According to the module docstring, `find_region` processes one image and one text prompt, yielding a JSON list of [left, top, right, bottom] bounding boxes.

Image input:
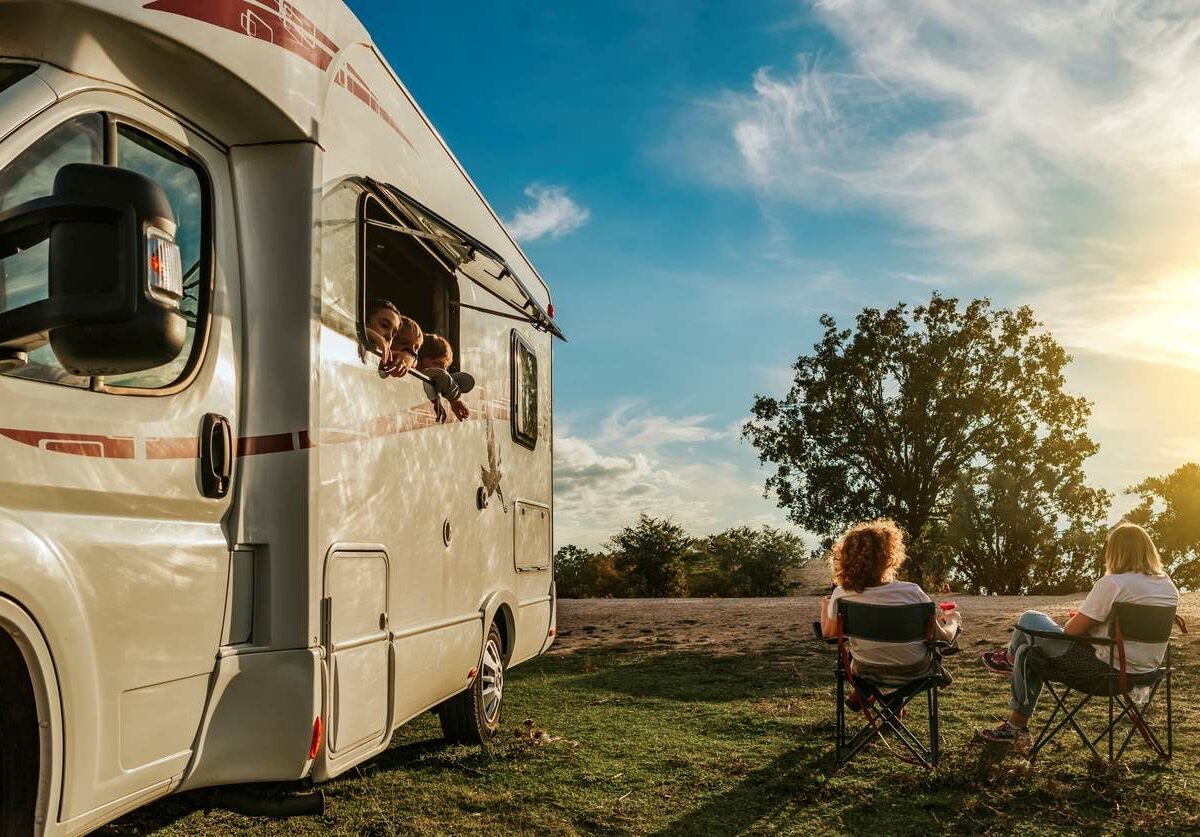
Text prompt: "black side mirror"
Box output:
[[0, 164, 187, 376]]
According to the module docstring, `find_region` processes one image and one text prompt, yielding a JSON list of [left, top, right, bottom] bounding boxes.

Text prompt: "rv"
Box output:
[[0, 1, 560, 833]]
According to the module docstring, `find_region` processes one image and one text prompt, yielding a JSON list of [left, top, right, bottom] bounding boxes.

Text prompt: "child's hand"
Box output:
[[385, 351, 416, 378], [450, 399, 470, 421]]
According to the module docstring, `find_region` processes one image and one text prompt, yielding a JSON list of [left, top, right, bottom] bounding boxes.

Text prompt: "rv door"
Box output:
[[0, 89, 241, 821]]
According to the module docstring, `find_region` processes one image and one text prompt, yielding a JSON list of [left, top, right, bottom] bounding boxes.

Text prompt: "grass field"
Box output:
[[100, 595, 1200, 835]]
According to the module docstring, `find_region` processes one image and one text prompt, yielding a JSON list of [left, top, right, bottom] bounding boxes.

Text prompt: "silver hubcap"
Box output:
[[480, 638, 504, 724]]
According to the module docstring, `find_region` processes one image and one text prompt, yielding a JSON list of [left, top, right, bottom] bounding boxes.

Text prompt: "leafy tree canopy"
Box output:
[[608, 514, 693, 598], [745, 293, 1107, 589], [1126, 462, 1200, 588]]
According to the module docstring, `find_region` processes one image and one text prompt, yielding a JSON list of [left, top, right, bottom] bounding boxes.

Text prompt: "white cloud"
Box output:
[[553, 404, 794, 549], [675, 0, 1200, 369], [507, 183, 590, 242]]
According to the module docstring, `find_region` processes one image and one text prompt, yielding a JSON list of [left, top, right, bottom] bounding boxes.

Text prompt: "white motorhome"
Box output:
[[0, 1, 560, 833]]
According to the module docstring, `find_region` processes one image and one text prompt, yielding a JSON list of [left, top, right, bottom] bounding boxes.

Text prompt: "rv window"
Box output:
[[0, 64, 36, 96], [103, 126, 209, 390], [0, 116, 212, 393], [0, 114, 104, 389], [511, 331, 538, 449], [359, 193, 459, 370]]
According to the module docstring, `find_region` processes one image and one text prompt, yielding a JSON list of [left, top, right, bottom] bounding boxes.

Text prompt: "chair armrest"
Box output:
[[1019, 627, 1114, 646]]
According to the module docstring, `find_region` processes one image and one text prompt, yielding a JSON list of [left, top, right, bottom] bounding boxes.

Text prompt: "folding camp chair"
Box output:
[[1021, 602, 1178, 762], [832, 600, 954, 768]]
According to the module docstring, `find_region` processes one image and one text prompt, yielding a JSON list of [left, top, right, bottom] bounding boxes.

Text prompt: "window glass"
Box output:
[[512, 332, 538, 448], [0, 64, 36, 97], [0, 114, 104, 388], [103, 126, 207, 389]]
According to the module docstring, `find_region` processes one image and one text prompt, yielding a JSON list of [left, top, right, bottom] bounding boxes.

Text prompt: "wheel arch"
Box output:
[[479, 590, 518, 665], [0, 595, 64, 833]]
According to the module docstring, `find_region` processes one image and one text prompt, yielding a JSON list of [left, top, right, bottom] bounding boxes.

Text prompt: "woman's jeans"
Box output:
[[1007, 610, 1074, 717]]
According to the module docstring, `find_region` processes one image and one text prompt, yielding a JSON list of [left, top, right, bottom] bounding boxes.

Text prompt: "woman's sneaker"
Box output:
[[977, 720, 1031, 747], [980, 649, 1013, 675]]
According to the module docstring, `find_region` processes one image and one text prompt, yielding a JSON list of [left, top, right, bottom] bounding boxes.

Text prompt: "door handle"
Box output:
[[199, 412, 233, 499]]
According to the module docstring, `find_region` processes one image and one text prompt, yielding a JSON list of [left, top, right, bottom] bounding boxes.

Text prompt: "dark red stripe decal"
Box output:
[[0, 429, 135, 459], [0, 395, 511, 460], [237, 432, 295, 457], [143, 1, 410, 143], [146, 436, 199, 460], [143, 0, 337, 71]]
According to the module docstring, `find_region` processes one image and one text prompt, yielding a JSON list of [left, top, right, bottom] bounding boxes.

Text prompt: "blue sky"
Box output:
[[352, 1, 1200, 548]]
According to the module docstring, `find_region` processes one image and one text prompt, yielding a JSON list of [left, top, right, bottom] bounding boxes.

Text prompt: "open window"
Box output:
[[358, 191, 459, 370], [364, 180, 564, 341]]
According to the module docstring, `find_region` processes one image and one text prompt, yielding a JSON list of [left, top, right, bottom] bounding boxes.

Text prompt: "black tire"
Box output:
[[437, 624, 505, 743], [0, 630, 39, 837]]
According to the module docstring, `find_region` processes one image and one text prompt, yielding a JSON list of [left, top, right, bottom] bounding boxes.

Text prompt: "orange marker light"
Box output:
[[548, 628, 556, 637], [468, 666, 478, 680], [308, 716, 322, 760]]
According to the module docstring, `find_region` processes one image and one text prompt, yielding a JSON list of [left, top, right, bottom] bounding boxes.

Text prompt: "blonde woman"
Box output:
[[819, 519, 960, 683], [978, 522, 1179, 746]]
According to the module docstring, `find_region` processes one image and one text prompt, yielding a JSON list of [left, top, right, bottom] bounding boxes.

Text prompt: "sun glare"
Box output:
[[1108, 270, 1200, 370]]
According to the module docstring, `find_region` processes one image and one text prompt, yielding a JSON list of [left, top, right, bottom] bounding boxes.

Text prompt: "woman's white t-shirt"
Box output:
[[1078, 572, 1179, 673], [827, 581, 931, 667]]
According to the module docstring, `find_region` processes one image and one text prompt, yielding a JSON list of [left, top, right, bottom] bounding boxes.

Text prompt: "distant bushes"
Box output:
[[555, 514, 807, 598]]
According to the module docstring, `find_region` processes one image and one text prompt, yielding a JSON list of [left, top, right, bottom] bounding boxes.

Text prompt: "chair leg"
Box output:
[[1031, 684, 1099, 761], [836, 670, 846, 764], [929, 686, 939, 767], [1108, 687, 1114, 762], [1167, 662, 1173, 758]]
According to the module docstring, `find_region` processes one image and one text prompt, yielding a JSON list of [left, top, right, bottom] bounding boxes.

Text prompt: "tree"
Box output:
[[703, 526, 807, 597], [608, 515, 692, 598], [745, 293, 1104, 588], [1126, 463, 1200, 588], [946, 458, 1110, 594], [553, 544, 623, 598]]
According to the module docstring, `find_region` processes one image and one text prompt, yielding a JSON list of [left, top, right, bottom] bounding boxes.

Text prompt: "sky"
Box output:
[[352, 0, 1200, 549]]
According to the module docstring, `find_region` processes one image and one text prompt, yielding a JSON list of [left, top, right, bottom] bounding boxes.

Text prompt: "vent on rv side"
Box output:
[[513, 500, 551, 572]]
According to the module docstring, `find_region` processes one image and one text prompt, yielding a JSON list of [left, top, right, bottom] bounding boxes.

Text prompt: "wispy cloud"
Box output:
[[674, 0, 1200, 369], [554, 403, 792, 549], [508, 183, 590, 242]]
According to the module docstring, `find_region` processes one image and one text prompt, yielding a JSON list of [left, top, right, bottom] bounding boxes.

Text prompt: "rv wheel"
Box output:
[[437, 624, 505, 743]]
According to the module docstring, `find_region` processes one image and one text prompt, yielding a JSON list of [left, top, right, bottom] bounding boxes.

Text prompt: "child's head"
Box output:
[[417, 333, 453, 369], [365, 298, 402, 345], [1104, 522, 1165, 576], [832, 519, 907, 593], [393, 315, 423, 361]]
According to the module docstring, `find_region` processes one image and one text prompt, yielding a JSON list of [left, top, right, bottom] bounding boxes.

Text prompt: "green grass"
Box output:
[[101, 637, 1200, 835]]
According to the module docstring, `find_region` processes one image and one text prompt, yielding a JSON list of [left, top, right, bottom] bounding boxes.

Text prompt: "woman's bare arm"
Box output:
[[1064, 611, 1100, 636], [820, 596, 838, 638]]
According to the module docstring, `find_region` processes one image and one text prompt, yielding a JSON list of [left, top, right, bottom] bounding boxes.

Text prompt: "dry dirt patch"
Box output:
[[552, 593, 1200, 655]]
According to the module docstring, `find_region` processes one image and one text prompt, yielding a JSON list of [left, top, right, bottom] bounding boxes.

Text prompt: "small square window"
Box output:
[[511, 331, 538, 449]]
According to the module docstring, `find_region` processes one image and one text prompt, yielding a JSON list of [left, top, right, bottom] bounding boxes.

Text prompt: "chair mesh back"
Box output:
[[838, 601, 934, 642], [1112, 602, 1176, 643]]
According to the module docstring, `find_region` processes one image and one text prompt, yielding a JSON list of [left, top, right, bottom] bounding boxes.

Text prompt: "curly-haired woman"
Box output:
[[819, 519, 960, 682]]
